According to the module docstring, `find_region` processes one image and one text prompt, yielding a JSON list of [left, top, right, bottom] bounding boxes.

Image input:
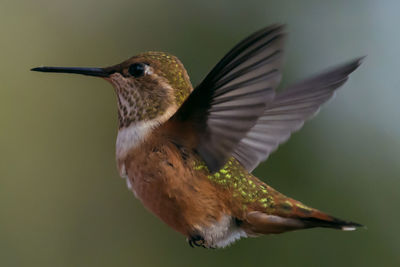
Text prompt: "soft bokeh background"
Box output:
[[1, 0, 399, 266]]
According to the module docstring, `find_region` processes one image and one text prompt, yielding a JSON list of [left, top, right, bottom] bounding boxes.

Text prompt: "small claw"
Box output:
[[188, 235, 206, 248]]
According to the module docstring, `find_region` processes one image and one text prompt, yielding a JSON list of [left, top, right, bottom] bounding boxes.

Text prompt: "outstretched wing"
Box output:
[[232, 58, 364, 171], [169, 25, 286, 172]]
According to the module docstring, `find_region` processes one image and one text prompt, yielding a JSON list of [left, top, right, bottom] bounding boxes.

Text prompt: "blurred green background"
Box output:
[[1, 0, 399, 266]]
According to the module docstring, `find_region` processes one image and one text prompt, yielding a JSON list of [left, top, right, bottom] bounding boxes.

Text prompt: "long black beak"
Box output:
[[31, 66, 110, 77]]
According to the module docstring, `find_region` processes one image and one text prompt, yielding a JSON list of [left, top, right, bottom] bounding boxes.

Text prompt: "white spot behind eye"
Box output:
[[144, 65, 153, 75]]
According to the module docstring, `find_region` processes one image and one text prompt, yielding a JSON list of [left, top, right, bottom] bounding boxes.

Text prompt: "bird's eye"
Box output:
[[128, 63, 146, 78]]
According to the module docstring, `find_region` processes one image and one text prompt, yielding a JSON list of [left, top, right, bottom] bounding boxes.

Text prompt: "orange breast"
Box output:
[[123, 134, 230, 236]]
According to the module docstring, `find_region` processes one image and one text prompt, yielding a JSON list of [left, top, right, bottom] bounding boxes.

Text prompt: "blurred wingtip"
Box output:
[[329, 56, 366, 77], [353, 55, 367, 67], [344, 56, 366, 72], [256, 23, 287, 35], [358, 55, 367, 63]]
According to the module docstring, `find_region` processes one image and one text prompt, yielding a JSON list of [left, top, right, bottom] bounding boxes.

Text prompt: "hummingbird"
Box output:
[[32, 25, 363, 248]]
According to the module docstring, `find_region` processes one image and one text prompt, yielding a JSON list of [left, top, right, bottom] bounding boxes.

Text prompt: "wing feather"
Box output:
[[232, 58, 364, 171], [170, 25, 286, 172]]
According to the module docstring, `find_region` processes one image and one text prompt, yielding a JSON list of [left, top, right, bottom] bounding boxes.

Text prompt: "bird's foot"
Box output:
[[187, 235, 206, 248]]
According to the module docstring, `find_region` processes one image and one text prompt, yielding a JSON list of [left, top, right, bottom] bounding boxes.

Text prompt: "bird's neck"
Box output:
[[115, 104, 177, 175]]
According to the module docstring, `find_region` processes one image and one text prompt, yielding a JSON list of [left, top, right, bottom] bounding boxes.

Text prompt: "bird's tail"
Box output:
[[245, 197, 363, 235], [283, 197, 363, 230], [298, 212, 362, 231]]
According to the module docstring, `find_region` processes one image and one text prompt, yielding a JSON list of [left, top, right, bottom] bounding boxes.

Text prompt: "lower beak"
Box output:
[[31, 66, 110, 77]]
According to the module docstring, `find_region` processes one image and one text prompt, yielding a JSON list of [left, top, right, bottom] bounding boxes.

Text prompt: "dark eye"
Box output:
[[128, 63, 145, 77]]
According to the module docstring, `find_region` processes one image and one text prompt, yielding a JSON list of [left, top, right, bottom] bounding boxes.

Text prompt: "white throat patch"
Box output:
[[115, 105, 177, 162], [116, 120, 159, 161]]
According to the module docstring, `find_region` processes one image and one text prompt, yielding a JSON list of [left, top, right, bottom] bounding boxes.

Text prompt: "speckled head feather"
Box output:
[[138, 52, 193, 106], [103, 52, 193, 128]]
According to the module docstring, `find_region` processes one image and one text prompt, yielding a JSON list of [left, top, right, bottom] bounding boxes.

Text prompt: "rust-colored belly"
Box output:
[[123, 140, 227, 236]]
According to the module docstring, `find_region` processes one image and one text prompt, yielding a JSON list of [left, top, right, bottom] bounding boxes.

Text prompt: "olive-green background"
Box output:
[[1, 0, 399, 266]]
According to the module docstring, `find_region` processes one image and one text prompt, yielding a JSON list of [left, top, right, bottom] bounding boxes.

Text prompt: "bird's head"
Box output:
[[32, 51, 193, 129]]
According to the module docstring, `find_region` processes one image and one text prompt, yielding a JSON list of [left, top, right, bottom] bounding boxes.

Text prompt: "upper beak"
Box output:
[[30, 66, 111, 77]]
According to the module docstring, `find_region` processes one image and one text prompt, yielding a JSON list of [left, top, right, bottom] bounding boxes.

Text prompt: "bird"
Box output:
[[31, 24, 363, 249]]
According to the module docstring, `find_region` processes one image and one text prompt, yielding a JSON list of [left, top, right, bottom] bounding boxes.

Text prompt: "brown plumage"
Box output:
[[31, 24, 363, 248], [124, 124, 360, 244]]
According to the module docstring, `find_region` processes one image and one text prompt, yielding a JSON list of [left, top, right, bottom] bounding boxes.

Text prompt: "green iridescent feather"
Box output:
[[194, 158, 276, 210], [140, 52, 193, 106]]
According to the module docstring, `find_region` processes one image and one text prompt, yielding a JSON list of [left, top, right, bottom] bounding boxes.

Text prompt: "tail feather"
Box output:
[[300, 216, 363, 231], [274, 197, 363, 231], [244, 210, 363, 235], [244, 196, 363, 235]]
